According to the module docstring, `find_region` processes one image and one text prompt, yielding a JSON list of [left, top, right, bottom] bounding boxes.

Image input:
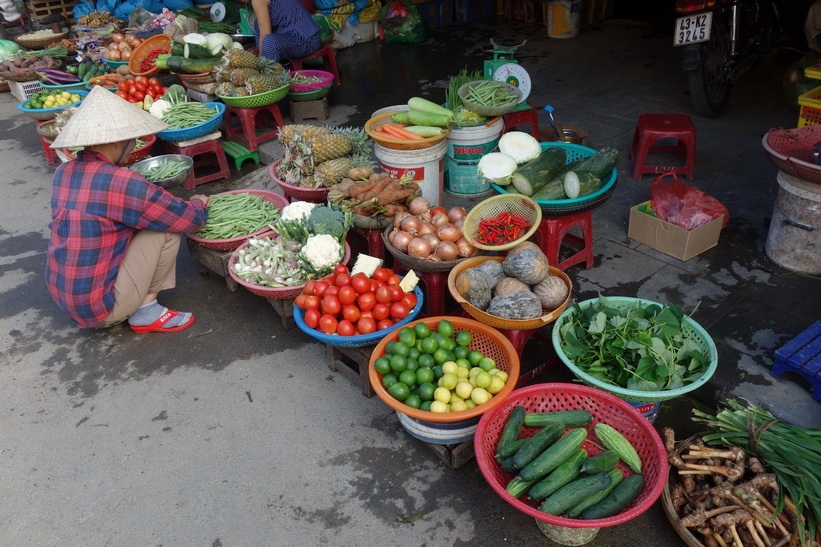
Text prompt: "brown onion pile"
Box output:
[[387, 198, 477, 262]]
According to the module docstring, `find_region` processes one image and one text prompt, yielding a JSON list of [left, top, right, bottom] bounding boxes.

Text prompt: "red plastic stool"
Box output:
[[291, 44, 341, 85], [503, 102, 540, 140], [532, 211, 594, 271], [36, 121, 58, 165], [393, 262, 449, 317], [629, 113, 697, 181], [164, 137, 231, 189], [223, 103, 284, 152]]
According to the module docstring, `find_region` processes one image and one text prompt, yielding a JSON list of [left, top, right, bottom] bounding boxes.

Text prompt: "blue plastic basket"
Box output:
[[155, 102, 225, 142], [17, 89, 88, 121], [293, 283, 425, 348], [491, 142, 618, 211]]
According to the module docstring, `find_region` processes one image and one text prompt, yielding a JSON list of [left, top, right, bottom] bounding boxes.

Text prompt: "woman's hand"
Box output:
[[191, 194, 211, 207]]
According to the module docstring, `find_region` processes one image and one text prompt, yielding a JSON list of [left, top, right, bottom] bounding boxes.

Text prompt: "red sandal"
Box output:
[[130, 309, 195, 334]]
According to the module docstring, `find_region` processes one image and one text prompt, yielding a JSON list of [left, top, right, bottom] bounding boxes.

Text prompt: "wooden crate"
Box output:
[[418, 438, 475, 469], [25, 0, 76, 25], [267, 298, 296, 330], [326, 343, 376, 397], [186, 238, 238, 293]]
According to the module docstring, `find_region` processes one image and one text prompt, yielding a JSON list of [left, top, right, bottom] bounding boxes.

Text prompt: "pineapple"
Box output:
[[311, 133, 352, 163], [314, 157, 353, 187], [277, 128, 315, 185], [215, 66, 234, 83], [245, 72, 282, 95], [215, 82, 236, 96], [223, 48, 259, 70], [350, 151, 377, 170], [278, 124, 333, 148], [332, 126, 372, 157], [234, 87, 250, 97], [229, 68, 259, 87]]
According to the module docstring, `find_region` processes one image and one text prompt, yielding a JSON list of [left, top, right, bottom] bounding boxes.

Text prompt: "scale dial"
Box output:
[[492, 62, 531, 104], [210, 2, 227, 22]]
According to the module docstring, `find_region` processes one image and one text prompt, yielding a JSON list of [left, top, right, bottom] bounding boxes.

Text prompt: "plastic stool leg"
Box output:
[[419, 271, 448, 317]]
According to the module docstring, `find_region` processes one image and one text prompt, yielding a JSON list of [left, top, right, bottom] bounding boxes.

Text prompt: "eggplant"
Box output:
[[35, 68, 81, 84]]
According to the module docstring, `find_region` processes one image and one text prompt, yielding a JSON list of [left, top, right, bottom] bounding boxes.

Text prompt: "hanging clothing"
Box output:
[[254, 0, 321, 63]]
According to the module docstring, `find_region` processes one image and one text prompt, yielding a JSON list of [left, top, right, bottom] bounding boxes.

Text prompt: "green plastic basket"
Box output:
[[217, 84, 290, 107], [286, 86, 331, 102], [551, 297, 718, 404]]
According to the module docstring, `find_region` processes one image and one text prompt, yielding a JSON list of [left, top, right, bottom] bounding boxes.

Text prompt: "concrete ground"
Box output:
[[1, 11, 819, 547]]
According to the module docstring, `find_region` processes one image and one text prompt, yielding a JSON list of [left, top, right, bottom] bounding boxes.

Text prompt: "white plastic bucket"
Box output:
[[444, 117, 504, 196], [371, 104, 409, 118], [396, 411, 480, 444], [546, 0, 582, 39], [374, 140, 448, 207], [765, 171, 821, 274]]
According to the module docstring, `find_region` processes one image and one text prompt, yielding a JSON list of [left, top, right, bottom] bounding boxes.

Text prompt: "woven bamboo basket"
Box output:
[[381, 226, 485, 274], [14, 31, 69, 50]]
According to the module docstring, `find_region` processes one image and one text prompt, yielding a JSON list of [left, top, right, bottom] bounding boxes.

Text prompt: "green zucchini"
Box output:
[[496, 438, 528, 462], [171, 41, 214, 59], [569, 147, 620, 178], [563, 171, 601, 199], [510, 147, 567, 196], [528, 448, 587, 501], [496, 406, 526, 461], [580, 450, 620, 475], [391, 111, 411, 124], [518, 428, 588, 482], [539, 472, 613, 516], [510, 423, 565, 471], [407, 109, 451, 127], [523, 410, 592, 428], [505, 476, 537, 498], [565, 469, 624, 518], [529, 157, 584, 199], [153, 55, 222, 75], [580, 474, 645, 519], [407, 97, 453, 118]]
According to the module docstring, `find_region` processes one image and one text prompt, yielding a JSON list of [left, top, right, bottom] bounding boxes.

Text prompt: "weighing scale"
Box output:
[[483, 38, 532, 104], [209, 0, 256, 34]]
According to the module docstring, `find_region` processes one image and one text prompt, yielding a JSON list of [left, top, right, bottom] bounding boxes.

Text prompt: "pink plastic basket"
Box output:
[[475, 383, 667, 528], [186, 189, 289, 251], [288, 70, 334, 93], [268, 161, 330, 203]]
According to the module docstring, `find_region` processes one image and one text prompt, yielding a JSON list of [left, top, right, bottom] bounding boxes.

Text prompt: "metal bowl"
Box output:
[[231, 34, 256, 46], [129, 154, 193, 189]]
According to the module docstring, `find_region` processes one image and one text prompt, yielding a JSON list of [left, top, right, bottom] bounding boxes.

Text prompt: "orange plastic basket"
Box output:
[[447, 256, 572, 331], [129, 34, 173, 77], [475, 383, 668, 528], [368, 316, 520, 422], [364, 111, 450, 151]]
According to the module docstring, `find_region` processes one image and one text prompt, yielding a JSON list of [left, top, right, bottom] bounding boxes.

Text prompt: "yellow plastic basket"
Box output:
[[462, 194, 542, 251], [797, 85, 821, 127], [364, 111, 449, 151]]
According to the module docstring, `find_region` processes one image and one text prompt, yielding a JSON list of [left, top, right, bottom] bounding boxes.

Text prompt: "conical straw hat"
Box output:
[[50, 86, 169, 149]]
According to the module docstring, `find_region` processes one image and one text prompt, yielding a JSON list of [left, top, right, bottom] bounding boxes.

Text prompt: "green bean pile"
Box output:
[[137, 159, 189, 182], [194, 193, 282, 240], [161, 102, 218, 130], [463, 80, 519, 107]]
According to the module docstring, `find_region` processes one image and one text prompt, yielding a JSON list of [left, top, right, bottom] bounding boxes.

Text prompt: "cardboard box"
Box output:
[[628, 201, 723, 261]]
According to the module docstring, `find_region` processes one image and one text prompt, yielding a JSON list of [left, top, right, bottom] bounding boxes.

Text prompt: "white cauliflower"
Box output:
[[149, 99, 172, 119], [301, 234, 342, 273], [280, 201, 318, 222]]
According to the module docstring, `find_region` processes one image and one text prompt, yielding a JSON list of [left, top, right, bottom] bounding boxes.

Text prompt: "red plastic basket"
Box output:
[[128, 34, 172, 77], [186, 189, 289, 251], [62, 134, 157, 165], [268, 161, 330, 203], [474, 383, 667, 528], [761, 126, 821, 184], [288, 70, 334, 93]]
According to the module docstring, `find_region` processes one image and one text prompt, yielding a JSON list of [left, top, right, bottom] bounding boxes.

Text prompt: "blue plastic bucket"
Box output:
[[628, 401, 662, 423], [444, 117, 503, 196]]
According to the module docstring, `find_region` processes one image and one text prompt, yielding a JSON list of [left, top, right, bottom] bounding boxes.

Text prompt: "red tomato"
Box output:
[[359, 310, 373, 320], [318, 314, 338, 334], [337, 285, 356, 306], [319, 274, 335, 285], [357, 292, 376, 312], [431, 206, 447, 217], [335, 273, 352, 287], [387, 274, 402, 286], [132, 91, 145, 101], [372, 303, 390, 321], [324, 286, 339, 298], [375, 286, 392, 304], [372, 268, 392, 283], [135, 76, 148, 85], [147, 77, 160, 87], [303, 280, 316, 296], [390, 302, 410, 320], [161, 86, 169, 94], [376, 319, 394, 331], [321, 295, 341, 315], [150, 84, 162, 96], [401, 292, 418, 310], [342, 305, 360, 323], [333, 264, 349, 276], [303, 295, 320, 310], [313, 281, 329, 297], [357, 317, 376, 335], [294, 294, 308, 310], [389, 285, 404, 302], [369, 279, 379, 292], [117, 81, 128, 91], [115, 90, 128, 100], [135, 81, 147, 93], [337, 319, 355, 336], [304, 309, 321, 329], [351, 275, 370, 294]]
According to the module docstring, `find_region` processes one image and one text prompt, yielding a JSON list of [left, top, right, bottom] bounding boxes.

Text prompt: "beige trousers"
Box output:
[[97, 230, 182, 328]]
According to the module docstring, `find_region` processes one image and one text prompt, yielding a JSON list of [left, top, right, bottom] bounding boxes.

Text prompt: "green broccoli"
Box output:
[[305, 206, 350, 240]]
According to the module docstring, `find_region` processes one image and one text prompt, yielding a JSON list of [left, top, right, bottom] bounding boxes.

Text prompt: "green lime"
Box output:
[[444, 337, 457, 351], [382, 373, 398, 388], [385, 340, 397, 355], [398, 328, 417, 347], [417, 353, 434, 368], [408, 347, 421, 360], [467, 350, 484, 366], [453, 345, 470, 360], [456, 330, 472, 346], [420, 400, 433, 411], [388, 381, 410, 401], [417, 382, 436, 401], [392, 341, 410, 357], [437, 319, 455, 338], [432, 333, 449, 349], [444, 350, 457, 364], [405, 358, 419, 371], [399, 369, 416, 386], [404, 394, 422, 409], [414, 322, 431, 339], [479, 357, 496, 372], [416, 367, 435, 385], [433, 365, 443, 380], [433, 348, 451, 365], [456, 358, 471, 369], [389, 354, 407, 373], [420, 337, 438, 355], [374, 357, 391, 375]]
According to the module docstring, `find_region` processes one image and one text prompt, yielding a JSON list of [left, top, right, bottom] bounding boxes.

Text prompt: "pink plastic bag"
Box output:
[[650, 173, 729, 230]]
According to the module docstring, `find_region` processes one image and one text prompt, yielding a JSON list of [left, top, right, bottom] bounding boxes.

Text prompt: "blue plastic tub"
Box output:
[[17, 89, 88, 121], [155, 102, 225, 142]]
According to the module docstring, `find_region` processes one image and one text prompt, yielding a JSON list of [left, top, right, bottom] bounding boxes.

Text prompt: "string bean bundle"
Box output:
[[194, 192, 282, 240], [137, 159, 189, 182], [464, 80, 519, 108], [161, 102, 218, 130]]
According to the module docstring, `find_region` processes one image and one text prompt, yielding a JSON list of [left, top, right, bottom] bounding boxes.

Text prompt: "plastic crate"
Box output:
[[455, 0, 490, 22], [9, 80, 43, 102], [409, 0, 453, 29], [797, 85, 821, 127], [772, 321, 821, 401]]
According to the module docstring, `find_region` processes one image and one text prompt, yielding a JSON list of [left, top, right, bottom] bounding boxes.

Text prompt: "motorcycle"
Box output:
[[674, 0, 781, 117]]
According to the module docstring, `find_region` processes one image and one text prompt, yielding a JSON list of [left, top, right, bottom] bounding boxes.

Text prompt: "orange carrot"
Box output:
[[372, 129, 395, 139], [382, 124, 425, 141]]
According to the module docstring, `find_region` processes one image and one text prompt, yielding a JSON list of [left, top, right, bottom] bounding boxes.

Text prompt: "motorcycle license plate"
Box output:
[[674, 12, 712, 46]]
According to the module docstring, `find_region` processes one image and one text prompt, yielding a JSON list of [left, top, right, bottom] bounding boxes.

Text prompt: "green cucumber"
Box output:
[[569, 147, 620, 179], [539, 472, 613, 516], [496, 406, 526, 461], [407, 97, 453, 118], [505, 476, 536, 498], [529, 157, 584, 198], [501, 456, 519, 474], [523, 410, 592, 428], [580, 474, 645, 519], [496, 438, 527, 462], [510, 423, 565, 471], [153, 55, 222, 74], [77, 62, 87, 80], [528, 448, 587, 501], [518, 428, 588, 482], [565, 469, 624, 518], [391, 111, 410, 124], [595, 423, 642, 474], [171, 41, 214, 59], [510, 147, 567, 196], [563, 171, 601, 199], [405, 125, 445, 137], [580, 450, 620, 475], [406, 109, 451, 127]]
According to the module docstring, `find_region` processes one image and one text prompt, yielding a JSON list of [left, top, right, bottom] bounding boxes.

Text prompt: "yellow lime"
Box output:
[[494, 371, 510, 383], [455, 381, 473, 399], [429, 400, 449, 413], [433, 387, 451, 404], [465, 399, 476, 409], [455, 358, 471, 369], [61, 91, 70, 99], [450, 394, 464, 405], [456, 366, 469, 379], [471, 387, 491, 405], [441, 361, 459, 375], [451, 400, 468, 412], [475, 371, 492, 389], [469, 366, 482, 378], [488, 374, 507, 394], [440, 372, 458, 390]]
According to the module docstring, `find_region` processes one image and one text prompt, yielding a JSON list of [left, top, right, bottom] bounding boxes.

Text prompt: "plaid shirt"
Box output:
[[46, 151, 208, 327]]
